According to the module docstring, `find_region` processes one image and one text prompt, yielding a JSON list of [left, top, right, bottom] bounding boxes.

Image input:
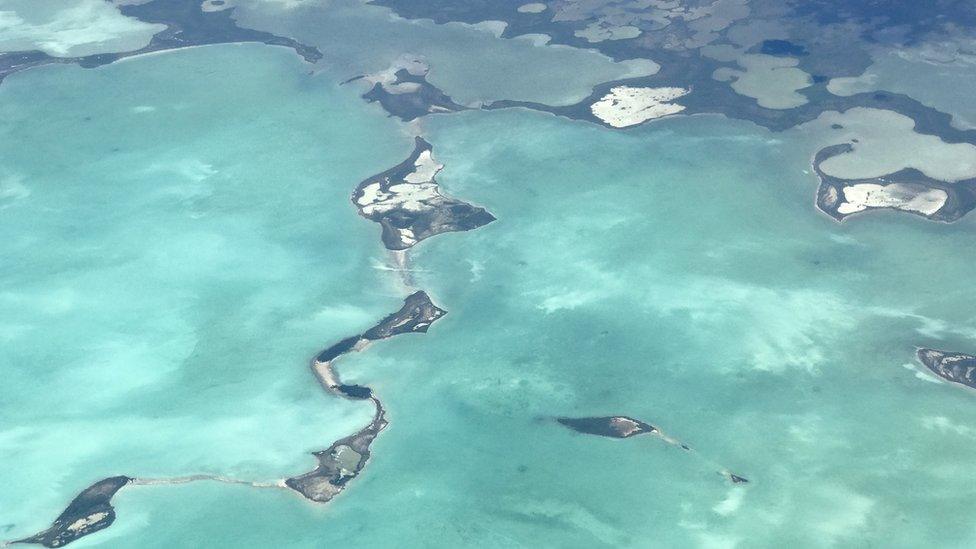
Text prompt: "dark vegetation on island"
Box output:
[[12, 477, 132, 548], [557, 416, 657, 439], [352, 137, 495, 250], [12, 1, 976, 545], [556, 416, 749, 484], [11, 293, 448, 546], [359, 58, 468, 121], [288, 291, 446, 501], [369, 0, 976, 222], [363, 291, 447, 340], [917, 348, 976, 390], [813, 144, 976, 222], [313, 291, 446, 401], [285, 397, 388, 502]]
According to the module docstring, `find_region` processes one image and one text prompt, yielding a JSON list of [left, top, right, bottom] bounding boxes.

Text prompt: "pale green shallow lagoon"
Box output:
[[0, 43, 411, 540], [3, 43, 976, 548]]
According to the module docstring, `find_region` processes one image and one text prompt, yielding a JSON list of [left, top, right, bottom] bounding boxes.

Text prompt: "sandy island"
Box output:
[[590, 86, 690, 128], [352, 137, 495, 250]]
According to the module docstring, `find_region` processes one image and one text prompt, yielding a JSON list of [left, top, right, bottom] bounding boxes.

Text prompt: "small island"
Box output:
[[352, 137, 496, 250], [359, 57, 468, 121], [12, 477, 132, 548], [291, 290, 446, 502], [589, 86, 690, 128], [286, 397, 388, 503], [916, 348, 976, 389], [556, 416, 748, 484], [311, 291, 446, 401], [814, 144, 976, 223], [12, 292, 448, 546], [556, 416, 657, 438]]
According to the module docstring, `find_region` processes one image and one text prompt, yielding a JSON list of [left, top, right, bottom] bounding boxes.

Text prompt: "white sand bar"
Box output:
[[591, 86, 690, 128], [357, 148, 446, 216], [801, 108, 976, 182], [404, 150, 443, 183], [836, 183, 948, 216]]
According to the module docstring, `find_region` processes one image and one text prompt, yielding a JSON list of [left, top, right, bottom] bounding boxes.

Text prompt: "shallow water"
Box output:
[[0, 43, 412, 537], [4, 37, 976, 549], [231, 0, 657, 106], [0, 0, 164, 57], [829, 50, 976, 131]]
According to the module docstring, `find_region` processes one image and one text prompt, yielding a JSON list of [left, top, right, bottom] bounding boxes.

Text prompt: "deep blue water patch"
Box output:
[[759, 39, 808, 56]]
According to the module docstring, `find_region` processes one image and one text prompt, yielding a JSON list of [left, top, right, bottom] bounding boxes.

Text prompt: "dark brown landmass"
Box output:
[[917, 348, 976, 389], [360, 57, 468, 121], [814, 144, 976, 222], [10, 293, 448, 546], [352, 137, 495, 250], [285, 397, 388, 502], [728, 473, 750, 484], [0, 0, 321, 87], [363, 290, 447, 340], [556, 416, 749, 484], [291, 291, 447, 501], [12, 477, 132, 548], [313, 291, 446, 400], [557, 416, 657, 438]]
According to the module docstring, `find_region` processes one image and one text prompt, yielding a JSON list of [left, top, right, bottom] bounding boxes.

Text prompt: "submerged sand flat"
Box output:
[[828, 50, 976, 131], [799, 107, 976, 182], [575, 21, 643, 43], [517, 3, 547, 14], [713, 53, 812, 110], [0, 0, 165, 57], [230, 0, 660, 107]]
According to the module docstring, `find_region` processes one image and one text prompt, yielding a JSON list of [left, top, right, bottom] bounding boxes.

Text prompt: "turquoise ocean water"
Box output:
[[3, 40, 976, 548]]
